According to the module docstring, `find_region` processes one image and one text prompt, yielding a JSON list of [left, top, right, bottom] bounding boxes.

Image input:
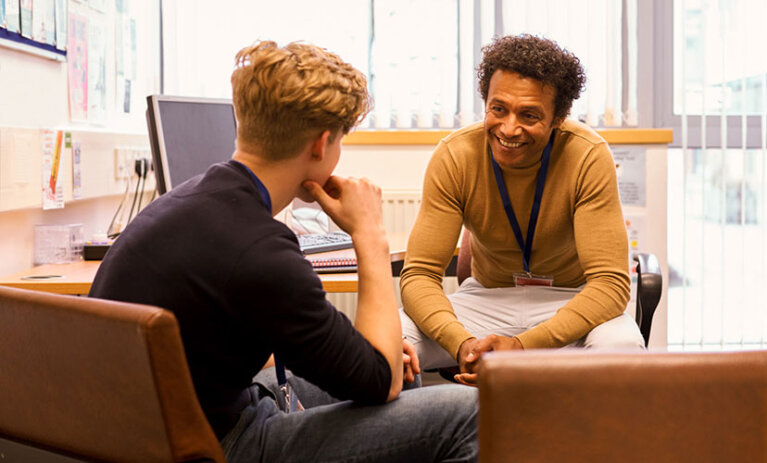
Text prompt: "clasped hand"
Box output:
[[402, 338, 420, 384], [454, 334, 522, 386]]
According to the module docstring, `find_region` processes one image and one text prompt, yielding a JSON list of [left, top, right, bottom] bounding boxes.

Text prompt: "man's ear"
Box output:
[[310, 130, 332, 161], [552, 116, 565, 129]]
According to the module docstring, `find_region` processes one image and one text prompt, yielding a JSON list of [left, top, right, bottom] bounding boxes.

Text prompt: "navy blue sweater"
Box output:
[[90, 160, 390, 438]]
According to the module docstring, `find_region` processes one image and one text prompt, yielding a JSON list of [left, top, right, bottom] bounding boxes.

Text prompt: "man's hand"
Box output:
[[402, 338, 421, 384], [303, 176, 385, 239], [454, 335, 523, 387], [457, 337, 479, 374]]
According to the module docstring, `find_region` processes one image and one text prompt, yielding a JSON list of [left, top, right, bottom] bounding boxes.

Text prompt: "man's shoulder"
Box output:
[[430, 122, 486, 170], [557, 119, 608, 149], [441, 121, 485, 147]]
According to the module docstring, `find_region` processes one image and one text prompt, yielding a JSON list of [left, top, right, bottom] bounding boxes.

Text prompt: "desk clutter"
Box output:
[[83, 240, 115, 260], [33, 223, 84, 265], [309, 256, 357, 274]]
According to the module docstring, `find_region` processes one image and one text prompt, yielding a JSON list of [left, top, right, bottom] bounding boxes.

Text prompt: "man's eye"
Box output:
[[522, 113, 539, 120]]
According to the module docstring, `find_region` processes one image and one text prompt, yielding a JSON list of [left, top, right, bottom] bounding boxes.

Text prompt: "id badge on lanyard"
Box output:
[[490, 132, 556, 287], [512, 272, 554, 287]]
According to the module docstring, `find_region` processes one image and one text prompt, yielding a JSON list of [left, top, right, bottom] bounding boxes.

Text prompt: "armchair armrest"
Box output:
[[478, 350, 767, 463], [634, 253, 662, 346]]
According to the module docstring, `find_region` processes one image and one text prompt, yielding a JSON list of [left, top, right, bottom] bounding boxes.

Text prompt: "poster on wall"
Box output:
[[70, 135, 83, 200], [87, 18, 107, 124], [5, 0, 20, 33], [41, 130, 65, 210], [54, 0, 67, 50], [1, 0, 6, 29], [613, 147, 647, 207], [115, 0, 137, 113], [88, 0, 107, 13], [67, 13, 88, 122], [19, 0, 32, 38], [32, 0, 56, 45]]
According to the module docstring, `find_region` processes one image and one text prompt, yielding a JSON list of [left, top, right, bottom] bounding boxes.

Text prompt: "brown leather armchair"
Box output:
[[478, 349, 767, 463], [0, 285, 225, 462]]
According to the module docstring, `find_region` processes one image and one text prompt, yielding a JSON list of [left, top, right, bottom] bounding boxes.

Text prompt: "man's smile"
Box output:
[[496, 135, 525, 149]]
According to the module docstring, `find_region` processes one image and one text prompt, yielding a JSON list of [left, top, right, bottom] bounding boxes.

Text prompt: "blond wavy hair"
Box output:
[[231, 41, 371, 160]]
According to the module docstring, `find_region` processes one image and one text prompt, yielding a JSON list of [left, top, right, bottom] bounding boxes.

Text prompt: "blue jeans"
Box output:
[[221, 368, 478, 462]]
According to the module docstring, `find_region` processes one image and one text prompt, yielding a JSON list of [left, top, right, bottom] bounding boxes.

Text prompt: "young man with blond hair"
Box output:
[[90, 41, 477, 462]]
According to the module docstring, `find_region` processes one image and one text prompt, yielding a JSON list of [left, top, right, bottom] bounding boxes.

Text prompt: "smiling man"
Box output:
[[400, 34, 645, 384]]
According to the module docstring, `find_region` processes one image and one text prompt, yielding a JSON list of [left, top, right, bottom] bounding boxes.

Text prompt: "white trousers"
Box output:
[[400, 277, 645, 370]]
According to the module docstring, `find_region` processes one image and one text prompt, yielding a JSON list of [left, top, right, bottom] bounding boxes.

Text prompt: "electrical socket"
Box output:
[[134, 147, 152, 169], [114, 147, 134, 179], [115, 147, 152, 179]]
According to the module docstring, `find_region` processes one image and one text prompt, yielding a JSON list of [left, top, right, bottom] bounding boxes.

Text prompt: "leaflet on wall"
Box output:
[[1, 0, 6, 29], [32, 0, 55, 45], [115, 0, 135, 113], [5, 0, 20, 33], [19, 0, 31, 38], [54, 0, 67, 49], [70, 136, 82, 200], [87, 19, 107, 124], [624, 214, 645, 284], [88, 0, 107, 13], [67, 13, 88, 121], [42, 130, 64, 210], [613, 147, 646, 207]]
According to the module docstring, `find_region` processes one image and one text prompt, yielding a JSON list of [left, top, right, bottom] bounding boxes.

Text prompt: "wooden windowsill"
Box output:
[[343, 128, 673, 146]]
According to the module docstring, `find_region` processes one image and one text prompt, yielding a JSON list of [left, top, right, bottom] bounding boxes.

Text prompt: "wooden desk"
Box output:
[[0, 249, 412, 296]]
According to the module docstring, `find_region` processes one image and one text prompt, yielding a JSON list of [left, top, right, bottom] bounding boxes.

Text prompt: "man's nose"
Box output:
[[499, 115, 523, 137]]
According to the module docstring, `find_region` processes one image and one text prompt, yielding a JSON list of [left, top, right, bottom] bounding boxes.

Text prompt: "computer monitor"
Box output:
[[146, 95, 237, 195]]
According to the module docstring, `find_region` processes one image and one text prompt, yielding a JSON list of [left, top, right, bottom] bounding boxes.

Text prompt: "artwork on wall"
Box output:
[[0, 0, 67, 59]]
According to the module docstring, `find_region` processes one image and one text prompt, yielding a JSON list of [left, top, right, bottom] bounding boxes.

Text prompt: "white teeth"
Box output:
[[497, 137, 522, 148]]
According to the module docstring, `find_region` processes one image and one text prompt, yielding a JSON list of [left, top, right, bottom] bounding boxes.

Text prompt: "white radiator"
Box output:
[[328, 191, 459, 320]]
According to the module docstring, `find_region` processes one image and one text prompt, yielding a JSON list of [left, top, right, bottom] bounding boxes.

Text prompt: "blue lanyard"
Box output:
[[489, 131, 555, 273], [233, 161, 291, 385], [232, 160, 272, 214]]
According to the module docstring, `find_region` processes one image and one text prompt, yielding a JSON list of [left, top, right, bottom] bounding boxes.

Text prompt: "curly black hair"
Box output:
[[477, 34, 586, 122]]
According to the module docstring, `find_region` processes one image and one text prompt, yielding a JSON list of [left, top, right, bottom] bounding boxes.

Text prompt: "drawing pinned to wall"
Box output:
[[115, 0, 135, 113], [613, 147, 647, 207], [87, 19, 106, 124], [1, 0, 6, 29], [54, 0, 67, 50], [19, 0, 32, 38], [32, 0, 56, 45], [67, 13, 88, 121], [88, 0, 107, 13], [42, 129, 64, 210], [70, 135, 83, 200], [5, 0, 20, 34]]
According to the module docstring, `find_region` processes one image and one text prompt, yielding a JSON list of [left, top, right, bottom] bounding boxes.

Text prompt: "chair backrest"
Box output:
[[479, 350, 767, 463], [0, 285, 225, 463]]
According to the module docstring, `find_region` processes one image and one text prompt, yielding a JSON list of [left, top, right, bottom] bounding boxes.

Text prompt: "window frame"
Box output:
[[653, 0, 766, 149]]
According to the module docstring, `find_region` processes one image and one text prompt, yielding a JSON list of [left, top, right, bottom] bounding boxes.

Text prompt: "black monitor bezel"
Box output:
[[145, 94, 236, 195]]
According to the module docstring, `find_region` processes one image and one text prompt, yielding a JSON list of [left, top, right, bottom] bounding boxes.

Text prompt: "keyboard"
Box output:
[[297, 231, 354, 254]]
